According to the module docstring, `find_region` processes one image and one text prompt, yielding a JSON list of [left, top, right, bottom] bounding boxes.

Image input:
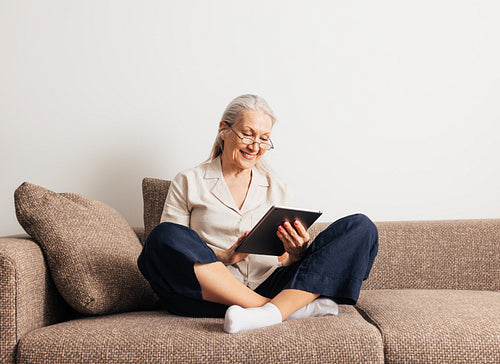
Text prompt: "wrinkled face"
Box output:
[[221, 109, 273, 173]]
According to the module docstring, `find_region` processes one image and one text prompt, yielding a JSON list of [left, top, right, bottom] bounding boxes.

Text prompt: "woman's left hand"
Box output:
[[216, 232, 250, 265], [277, 219, 310, 265]]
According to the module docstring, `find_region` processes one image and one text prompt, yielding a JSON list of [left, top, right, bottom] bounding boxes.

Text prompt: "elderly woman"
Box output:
[[138, 94, 378, 333]]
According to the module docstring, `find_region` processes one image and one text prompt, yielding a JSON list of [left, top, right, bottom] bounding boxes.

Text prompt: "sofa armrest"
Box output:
[[0, 235, 75, 363]]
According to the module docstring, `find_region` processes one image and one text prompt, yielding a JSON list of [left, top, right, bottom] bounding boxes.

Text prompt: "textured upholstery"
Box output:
[[357, 289, 500, 363], [0, 235, 75, 363], [142, 177, 171, 243], [362, 219, 500, 291], [16, 306, 384, 364], [14, 182, 159, 315], [282, 219, 500, 292]]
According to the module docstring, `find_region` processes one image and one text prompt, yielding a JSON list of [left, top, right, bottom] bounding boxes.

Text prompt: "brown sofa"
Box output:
[[1, 181, 499, 363]]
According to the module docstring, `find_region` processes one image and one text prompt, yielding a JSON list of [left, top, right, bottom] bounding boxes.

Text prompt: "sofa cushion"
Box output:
[[356, 289, 500, 364], [14, 182, 159, 315], [16, 305, 384, 363], [142, 177, 171, 243]]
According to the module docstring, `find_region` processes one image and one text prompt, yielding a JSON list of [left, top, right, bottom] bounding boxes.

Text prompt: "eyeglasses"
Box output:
[[225, 122, 274, 150]]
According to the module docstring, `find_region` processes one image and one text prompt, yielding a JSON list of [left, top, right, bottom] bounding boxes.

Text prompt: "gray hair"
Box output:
[[208, 94, 277, 173]]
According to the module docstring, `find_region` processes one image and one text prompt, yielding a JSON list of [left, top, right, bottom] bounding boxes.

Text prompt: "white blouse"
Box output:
[[160, 156, 293, 289]]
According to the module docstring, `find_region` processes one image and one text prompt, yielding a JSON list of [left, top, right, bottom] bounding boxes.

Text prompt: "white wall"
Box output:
[[1, 0, 499, 235]]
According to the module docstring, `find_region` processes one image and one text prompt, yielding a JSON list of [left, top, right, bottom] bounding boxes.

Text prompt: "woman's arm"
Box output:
[[160, 173, 191, 226]]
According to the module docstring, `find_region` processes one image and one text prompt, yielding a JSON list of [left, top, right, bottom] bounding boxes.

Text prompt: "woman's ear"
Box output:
[[219, 121, 227, 140]]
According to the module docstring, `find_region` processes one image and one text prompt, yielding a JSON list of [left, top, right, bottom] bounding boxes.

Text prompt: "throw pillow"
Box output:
[[142, 177, 171, 242], [14, 182, 159, 315]]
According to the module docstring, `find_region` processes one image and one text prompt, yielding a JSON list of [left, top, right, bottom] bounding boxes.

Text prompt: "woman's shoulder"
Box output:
[[259, 165, 285, 184], [259, 168, 294, 204], [258, 168, 289, 191], [171, 159, 216, 184]]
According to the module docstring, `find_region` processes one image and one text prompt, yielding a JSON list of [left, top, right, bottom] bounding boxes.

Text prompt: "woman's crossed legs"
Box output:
[[138, 214, 378, 333]]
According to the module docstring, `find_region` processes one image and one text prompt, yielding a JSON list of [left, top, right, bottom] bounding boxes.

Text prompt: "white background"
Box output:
[[1, 0, 499, 235]]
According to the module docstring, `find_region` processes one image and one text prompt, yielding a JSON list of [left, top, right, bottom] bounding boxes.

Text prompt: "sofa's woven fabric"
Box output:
[[14, 182, 159, 315], [360, 219, 499, 291], [142, 177, 171, 243], [357, 289, 500, 363], [0, 241, 17, 364], [0, 236, 73, 363], [17, 306, 384, 364], [304, 219, 500, 291]]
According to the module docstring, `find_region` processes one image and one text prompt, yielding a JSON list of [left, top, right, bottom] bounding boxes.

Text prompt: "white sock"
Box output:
[[285, 298, 338, 321], [224, 302, 282, 334]]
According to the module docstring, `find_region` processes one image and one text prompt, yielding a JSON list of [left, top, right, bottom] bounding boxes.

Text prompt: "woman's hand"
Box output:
[[216, 232, 250, 265], [277, 220, 310, 266]]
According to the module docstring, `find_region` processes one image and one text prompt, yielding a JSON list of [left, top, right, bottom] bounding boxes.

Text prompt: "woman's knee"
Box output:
[[139, 223, 178, 274], [349, 213, 377, 235], [144, 222, 194, 251], [146, 222, 181, 242], [347, 213, 378, 247], [346, 215, 379, 265], [315, 213, 378, 252], [142, 221, 218, 270], [140, 223, 188, 267]]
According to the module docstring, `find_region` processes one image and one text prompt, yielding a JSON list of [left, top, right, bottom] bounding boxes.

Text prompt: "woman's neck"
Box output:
[[220, 158, 252, 181], [220, 158, 252, 210]]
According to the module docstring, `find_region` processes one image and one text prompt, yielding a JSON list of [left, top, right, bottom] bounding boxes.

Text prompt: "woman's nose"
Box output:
[[248, 142, 260, 152]]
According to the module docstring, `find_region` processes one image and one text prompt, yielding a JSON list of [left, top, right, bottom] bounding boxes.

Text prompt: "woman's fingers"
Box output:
[[220, 232, 249, 265], [277, 224, 296, 248], [278, 221, 309, 255], [226, 250, 248, 265], [293, 220, 310, 242], [282, 221, 309, 245], [283, 221, 300, 241], [276, 220, 311, 265], [235, 231, 249, 245]]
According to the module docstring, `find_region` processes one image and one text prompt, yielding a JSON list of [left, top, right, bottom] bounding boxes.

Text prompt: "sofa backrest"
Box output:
[[142, 177, 171, 243], [350, 219, 499, 291]]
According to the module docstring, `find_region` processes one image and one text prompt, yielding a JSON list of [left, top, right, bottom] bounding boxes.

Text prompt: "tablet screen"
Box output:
[[235, 205, 322, 255]]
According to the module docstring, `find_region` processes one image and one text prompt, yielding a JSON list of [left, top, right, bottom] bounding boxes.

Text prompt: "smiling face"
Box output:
[[220, 109, 273, 175]]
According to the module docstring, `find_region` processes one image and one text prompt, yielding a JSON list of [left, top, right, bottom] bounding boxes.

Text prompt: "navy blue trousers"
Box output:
[[138, 213, 378, 318]]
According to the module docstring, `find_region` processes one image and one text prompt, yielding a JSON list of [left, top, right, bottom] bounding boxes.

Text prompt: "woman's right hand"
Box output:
[[277, 219, 310, 265], [216, 232, 250, 265]]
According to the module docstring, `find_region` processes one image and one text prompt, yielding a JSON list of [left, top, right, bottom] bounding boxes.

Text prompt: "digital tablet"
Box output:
[[235, 205, 322, 256]]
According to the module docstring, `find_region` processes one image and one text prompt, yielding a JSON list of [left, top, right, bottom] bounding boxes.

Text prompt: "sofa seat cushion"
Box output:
[[17, 306, 384, 364], [357, 289, 500, 364]]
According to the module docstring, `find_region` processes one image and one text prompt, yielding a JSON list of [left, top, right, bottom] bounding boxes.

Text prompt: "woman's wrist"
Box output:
[[285, 254, 300, 266], [279, 247, 306, 266], [215, 250, 228, 265], [278, 252, 293, 266]]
